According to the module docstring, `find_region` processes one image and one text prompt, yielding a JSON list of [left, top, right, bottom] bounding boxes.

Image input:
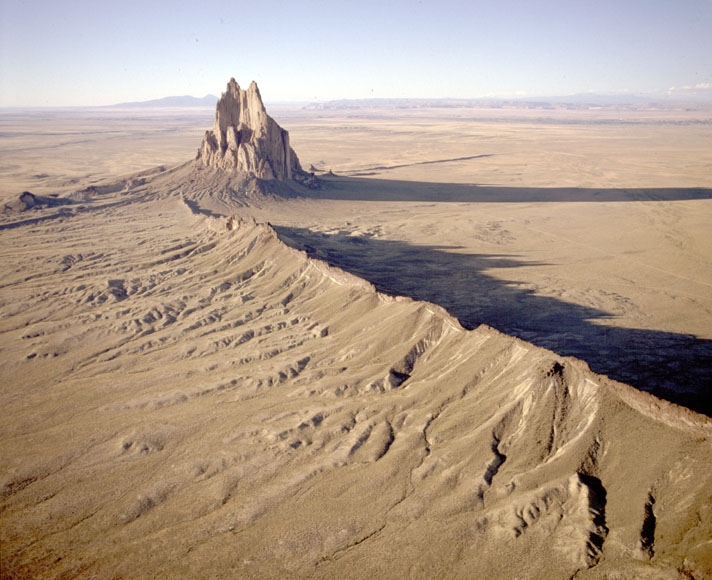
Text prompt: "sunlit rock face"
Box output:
[[196, 78, 302, 180]]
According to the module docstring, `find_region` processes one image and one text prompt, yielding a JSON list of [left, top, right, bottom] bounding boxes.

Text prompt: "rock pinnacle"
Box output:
[[196, 78, 302, 180]]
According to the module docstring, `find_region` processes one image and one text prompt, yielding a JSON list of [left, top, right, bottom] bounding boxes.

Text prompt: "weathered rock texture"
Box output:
[[196, 78, 302, 180]]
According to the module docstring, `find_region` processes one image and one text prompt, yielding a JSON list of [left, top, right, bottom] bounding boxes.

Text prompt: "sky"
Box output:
[[1, 0, 711, 106]]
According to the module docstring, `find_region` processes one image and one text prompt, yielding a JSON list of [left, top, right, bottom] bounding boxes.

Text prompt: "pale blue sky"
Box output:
[[1, 0, 711, 106]]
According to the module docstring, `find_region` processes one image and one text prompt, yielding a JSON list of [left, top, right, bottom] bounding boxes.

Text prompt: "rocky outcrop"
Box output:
[[196, 78, 302, 180], [2, 191, 74, 213]]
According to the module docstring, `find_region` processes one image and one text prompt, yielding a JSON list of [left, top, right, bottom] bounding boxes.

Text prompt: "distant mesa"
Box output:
[[196, 78, 306, 183], [110, 94, 218, 108]]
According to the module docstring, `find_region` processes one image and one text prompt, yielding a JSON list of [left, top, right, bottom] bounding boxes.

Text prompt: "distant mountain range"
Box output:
[[302, 93, 712, 113], [109, 94, 218, 108], [106, 89, 712, 110]]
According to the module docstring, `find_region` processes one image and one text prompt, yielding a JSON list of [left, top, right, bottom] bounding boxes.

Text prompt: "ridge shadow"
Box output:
[[274, 225, 712, 416], [301, 175, 712, 203]]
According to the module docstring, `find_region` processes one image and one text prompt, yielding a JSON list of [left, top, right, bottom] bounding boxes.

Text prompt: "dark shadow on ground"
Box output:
[[181, 196, 224, 218], [344, 154, 495, 176], [0, 209, 75, 231], [302, 175, 712, 203], [275, 225, 712, 417]]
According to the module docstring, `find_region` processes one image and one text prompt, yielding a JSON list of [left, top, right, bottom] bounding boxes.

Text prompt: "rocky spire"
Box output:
[[196, 78, 302, 180]]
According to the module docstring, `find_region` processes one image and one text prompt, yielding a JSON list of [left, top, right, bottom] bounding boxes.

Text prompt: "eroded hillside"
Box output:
[[1, 193, 710, 579]]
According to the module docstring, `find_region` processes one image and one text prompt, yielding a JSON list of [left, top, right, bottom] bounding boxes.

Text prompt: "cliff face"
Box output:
[[196, 78, 302, 180]]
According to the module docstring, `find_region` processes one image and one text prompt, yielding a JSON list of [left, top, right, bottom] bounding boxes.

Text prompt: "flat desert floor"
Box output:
[[1, 103, 711, 578]]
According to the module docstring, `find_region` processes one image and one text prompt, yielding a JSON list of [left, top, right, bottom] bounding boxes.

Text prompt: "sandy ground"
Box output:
[[1, 104, 711, 577], [0, 107, 213, 195]]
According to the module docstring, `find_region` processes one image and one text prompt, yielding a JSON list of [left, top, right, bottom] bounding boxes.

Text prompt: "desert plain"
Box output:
[[1, 98, 711, 578]]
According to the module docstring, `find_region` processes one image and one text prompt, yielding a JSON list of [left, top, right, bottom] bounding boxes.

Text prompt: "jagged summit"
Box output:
[[196, 78, 303, 180]]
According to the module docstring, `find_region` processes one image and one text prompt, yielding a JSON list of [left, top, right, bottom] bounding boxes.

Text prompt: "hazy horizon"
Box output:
[[2, 88, 712, 111]]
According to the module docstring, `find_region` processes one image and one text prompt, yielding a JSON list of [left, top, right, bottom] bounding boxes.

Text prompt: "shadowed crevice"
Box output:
[[641, 494, 656, 557]]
